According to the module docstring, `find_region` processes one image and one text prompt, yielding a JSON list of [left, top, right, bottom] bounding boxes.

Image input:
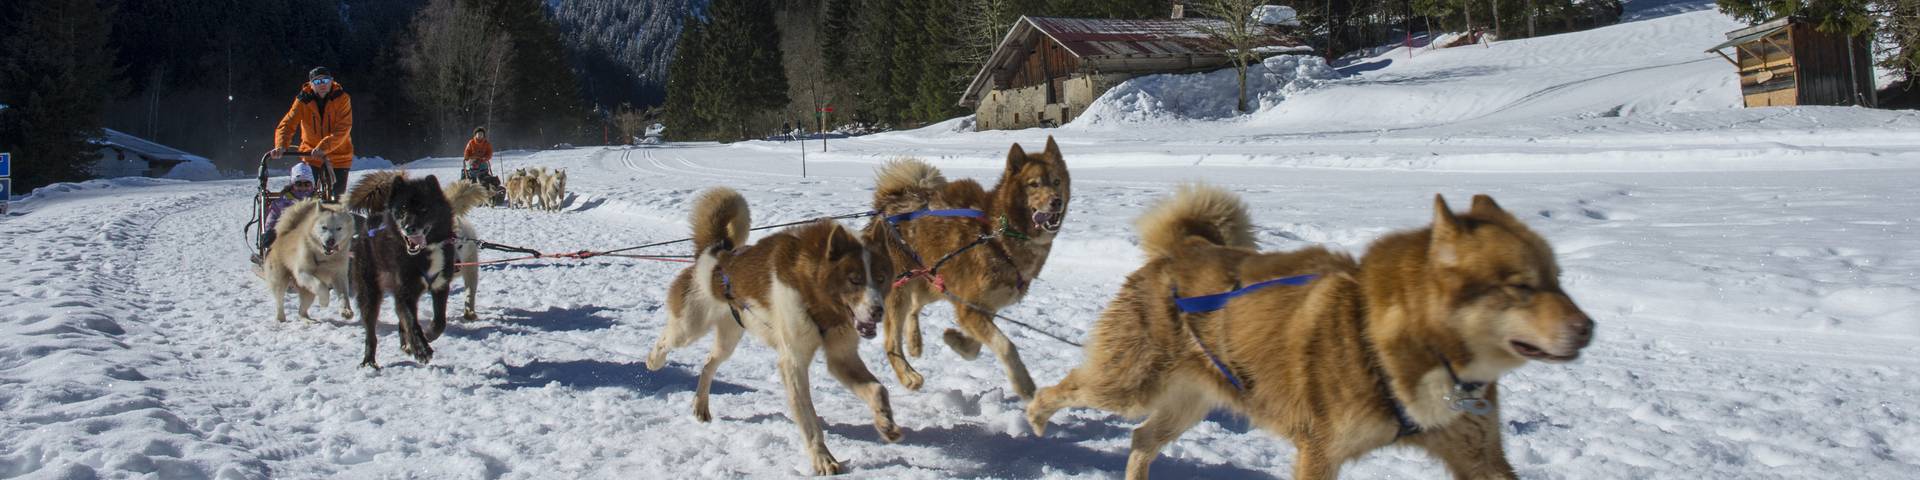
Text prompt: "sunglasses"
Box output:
[[310, 77, 333, 86]]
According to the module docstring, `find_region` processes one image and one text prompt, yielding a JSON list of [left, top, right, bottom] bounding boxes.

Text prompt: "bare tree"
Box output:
[[1193, 0, 1267, 113], [402, 0, 515, 149]]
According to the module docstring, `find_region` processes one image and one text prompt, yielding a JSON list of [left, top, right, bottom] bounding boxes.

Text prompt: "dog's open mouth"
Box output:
[[323, 242, 340, 256], [1510, 340, 1578, 362], [1032, 210, 1064, 232], [856, 318, 878, 339], [405, 234, 427, 255]]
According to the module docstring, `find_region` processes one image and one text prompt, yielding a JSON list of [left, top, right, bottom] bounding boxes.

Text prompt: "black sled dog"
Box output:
[[347, 171, 486, 368]]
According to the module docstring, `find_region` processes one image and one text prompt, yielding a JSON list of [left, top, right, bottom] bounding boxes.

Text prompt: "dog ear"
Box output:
[[1006, 142, 1029, 172], [1043, 136, 1062, 164], [1431, 194, 1462, 267], [1468, 194, 1516, 223]]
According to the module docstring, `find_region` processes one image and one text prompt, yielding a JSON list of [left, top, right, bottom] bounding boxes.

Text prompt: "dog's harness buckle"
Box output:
[[1435, 352, 1493, 416]]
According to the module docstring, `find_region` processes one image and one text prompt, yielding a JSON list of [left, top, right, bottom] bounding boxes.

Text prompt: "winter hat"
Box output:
[[291, 163, 316, 183], [308, 66, 332, 81]]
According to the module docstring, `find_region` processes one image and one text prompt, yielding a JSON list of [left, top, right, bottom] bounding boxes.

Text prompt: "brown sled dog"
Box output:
[[862, 137, 1069, 400], [646, 188, 901, 476], [1026, 185, 1594, 480]]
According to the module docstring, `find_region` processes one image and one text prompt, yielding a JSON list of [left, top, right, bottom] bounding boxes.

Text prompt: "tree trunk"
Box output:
[[1526, 0, 1535, 37]]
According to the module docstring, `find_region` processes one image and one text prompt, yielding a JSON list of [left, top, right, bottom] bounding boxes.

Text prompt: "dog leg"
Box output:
[[881, 292, 924, 391], [335, 271, 354, 320], [296, 288, 317, 322], [1124, 390, 1211, 480], [356, 279, 382, 369], [461, 265, 479, 321], [647, 306, 716, 371], [395, 293, 434, 364], [426, 285, 451, 342], [1290, 441, 1343, 480], [1026, 368, 1095, 436], [941, 302, 982, 360], [824, 326, 901, 443], [778, 351, 841, 475], [693, 318, 743, 423], [269, 271, 289, 323], [1409, 387, 1518, 480], [903, 297, 925, 358], [954, 307, 1037, 400]]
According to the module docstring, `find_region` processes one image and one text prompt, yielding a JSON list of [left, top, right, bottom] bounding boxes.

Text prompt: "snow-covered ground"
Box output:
[[5, 7, 1918, 480]]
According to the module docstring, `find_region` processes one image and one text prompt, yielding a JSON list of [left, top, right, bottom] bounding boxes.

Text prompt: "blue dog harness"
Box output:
[[1170, 273, 1319, 392]]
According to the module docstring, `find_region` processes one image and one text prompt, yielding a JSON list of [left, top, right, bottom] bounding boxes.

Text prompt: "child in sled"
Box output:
[[251, 163, 320, 265]]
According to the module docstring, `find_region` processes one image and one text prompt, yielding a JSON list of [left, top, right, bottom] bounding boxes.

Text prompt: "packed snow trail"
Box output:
[[7, 140, 1918, 478]]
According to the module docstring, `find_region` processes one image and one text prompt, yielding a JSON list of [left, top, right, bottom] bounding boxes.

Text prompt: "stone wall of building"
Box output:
[[974, 73, 1132, 131]]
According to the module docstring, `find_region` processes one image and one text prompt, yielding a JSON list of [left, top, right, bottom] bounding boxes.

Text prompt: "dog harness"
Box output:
[[1170, 274, 1319, 392], [882, 208, 1029, 294], [715, 244, 750, 328], [1357, 330, 1495, 439]]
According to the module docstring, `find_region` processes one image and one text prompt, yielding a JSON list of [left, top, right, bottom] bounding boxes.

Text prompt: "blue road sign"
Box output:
[[0, 152, 10, 177]]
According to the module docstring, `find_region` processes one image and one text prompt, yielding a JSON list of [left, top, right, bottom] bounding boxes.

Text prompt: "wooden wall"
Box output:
[[1788, 23, 1875, 107], [1736, 29, 1797, 107]]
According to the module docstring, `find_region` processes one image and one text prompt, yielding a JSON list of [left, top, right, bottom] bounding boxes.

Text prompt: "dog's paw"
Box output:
[[942, 329, 981, 360], [875, 418, 902, 443], [645, 349, 668, 371], [693, 404, 712, 423], [359, 359, 381, 370], [1025, 406, 1052, 436], [810, 454, 844, 476], [898, 370, 924, 391], [461, 308, 477, 321]]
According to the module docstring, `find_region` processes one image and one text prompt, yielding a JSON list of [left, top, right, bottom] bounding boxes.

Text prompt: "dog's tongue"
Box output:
[[1032, 211, 1061, 231]]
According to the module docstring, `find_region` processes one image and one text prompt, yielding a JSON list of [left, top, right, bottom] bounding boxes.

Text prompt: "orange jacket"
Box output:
[[464, 137, 493, 165], [275, 82, 354, 169]]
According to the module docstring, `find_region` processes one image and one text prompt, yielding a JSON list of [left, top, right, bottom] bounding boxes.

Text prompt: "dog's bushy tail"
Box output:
[[1136, 183, 1256, 259], [873, 158, 945, 213], [444, 180, 491, 217], [691, 187, 750, 253], [348, 171, 404, 212], [273, 198, 325, 237]]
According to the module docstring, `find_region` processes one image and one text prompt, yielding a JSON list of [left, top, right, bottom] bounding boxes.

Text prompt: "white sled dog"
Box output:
[[260, 199, 354, 322]]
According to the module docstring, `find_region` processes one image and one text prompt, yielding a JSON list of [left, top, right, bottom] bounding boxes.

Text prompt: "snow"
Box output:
[[4, 6, 1919, 479], [1252, 5, 1299, 27], [163, 159, 224, 181], [1072, 54, 1342, 127]]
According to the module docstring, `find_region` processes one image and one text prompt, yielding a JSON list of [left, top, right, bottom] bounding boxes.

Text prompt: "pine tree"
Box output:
[[664, 15, 713, 139], [0, 0, 120, 191]]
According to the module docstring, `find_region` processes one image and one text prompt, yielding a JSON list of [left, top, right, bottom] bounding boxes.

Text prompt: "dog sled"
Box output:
[[460, 164, 507, 206], [249, 149, 320, 262]]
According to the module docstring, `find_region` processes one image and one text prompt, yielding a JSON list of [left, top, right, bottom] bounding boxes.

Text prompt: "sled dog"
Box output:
[[647, 187, 901, 475], [862, 137, 1069, 399], [260, 198, 354, 322], [346, 172, 490, 368], [1025, 185, 1595, 480]]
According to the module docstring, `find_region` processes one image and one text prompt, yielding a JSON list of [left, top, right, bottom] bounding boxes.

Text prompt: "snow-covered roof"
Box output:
[[962, 16, 1305, 106], [92, 128, 210, 165]]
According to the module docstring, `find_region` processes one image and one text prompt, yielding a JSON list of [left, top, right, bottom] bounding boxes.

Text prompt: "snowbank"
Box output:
[[162, 159, 223, 181], [1069, 54, 1342, 127], [353, 156, 396, 171]]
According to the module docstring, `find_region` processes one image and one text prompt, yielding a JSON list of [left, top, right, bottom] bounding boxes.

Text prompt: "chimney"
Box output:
[[1171, 2, 1184, 19]]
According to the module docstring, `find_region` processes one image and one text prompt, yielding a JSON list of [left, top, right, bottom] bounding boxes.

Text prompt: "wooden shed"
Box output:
[[1707, 17, 1876, 108], [961, 16, 1306, 130]]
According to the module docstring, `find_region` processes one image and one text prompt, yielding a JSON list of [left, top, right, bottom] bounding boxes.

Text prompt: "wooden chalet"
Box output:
[[961, 16, 1306, 130], [1708, 17, 1876, 108]]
